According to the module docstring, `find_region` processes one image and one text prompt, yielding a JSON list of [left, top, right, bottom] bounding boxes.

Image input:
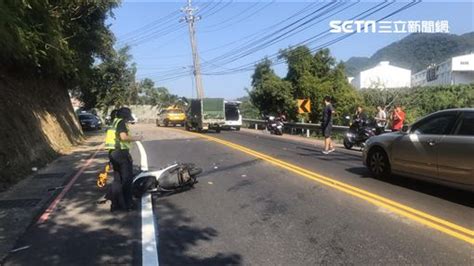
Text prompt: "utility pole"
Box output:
[[182, 0, 204, 99]]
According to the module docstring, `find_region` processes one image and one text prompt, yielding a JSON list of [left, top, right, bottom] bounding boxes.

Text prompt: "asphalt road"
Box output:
[[3, 124, 473, 265], [144, 125, 472, 265]]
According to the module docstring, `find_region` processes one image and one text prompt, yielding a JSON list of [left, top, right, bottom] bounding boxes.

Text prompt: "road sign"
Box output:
[[297, 99, 311, 114]]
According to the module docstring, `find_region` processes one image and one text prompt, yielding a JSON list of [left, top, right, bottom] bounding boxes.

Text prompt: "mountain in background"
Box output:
[[344, 32, 474, 76]]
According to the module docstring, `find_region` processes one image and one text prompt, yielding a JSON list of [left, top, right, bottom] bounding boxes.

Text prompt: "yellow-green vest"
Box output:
[[105, 118, 131, 150]]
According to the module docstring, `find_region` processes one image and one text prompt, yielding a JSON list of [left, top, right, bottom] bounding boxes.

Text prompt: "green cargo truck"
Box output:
[[185, 98, 225, 133]]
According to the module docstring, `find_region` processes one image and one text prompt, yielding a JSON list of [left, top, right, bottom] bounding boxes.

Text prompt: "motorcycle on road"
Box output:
[[343, 117, 376, 150], [265, 115, 284, 135]]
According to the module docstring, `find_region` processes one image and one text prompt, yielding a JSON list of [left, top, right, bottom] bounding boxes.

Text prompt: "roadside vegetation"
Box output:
[[241, 45, 474, 125], [0, 1, 176, 189]]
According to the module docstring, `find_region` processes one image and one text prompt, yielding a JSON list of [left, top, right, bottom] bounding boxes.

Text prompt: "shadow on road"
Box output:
[[3, 150, 141, 266], [154, 197, 242, 265], [346, 167, 474, 208]]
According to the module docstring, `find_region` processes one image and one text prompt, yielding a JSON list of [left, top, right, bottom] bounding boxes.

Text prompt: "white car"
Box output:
[[362, 108, 474, 191], [224, 101, 242, 131]]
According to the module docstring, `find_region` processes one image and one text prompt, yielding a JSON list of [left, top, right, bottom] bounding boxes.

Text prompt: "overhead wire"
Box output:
[[201, 1, 264, 31], [198, 1, 341, 69], [200, 1, 393, 74], [201, 0, 419, 76], [134, 1, 319, 60], [140, 1, 420, 83]]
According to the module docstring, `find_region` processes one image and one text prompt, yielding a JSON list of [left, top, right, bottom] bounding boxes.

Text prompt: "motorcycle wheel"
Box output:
[[343, 138, 353, 150]]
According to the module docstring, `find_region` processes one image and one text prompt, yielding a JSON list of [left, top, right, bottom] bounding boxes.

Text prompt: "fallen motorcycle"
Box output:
[[131, 163, 202, 197]]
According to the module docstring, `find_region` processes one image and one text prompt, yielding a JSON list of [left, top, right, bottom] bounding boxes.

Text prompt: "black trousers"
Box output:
[[108, 149, 134, 210]]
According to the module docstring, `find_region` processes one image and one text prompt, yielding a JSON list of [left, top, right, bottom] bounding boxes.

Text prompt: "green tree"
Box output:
[[80, 46, 135, 110], [137, 78, 178, 108], [360, 84, 474, 124], [248, 59, 294, 116], [237, 95, 260, 119], [0, 0, 118, 83], [275, 46, 361, 123]]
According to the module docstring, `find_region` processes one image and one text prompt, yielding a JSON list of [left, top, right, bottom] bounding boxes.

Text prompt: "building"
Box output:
[[411, 53, 474, 87], [351, 61, 411, 89]]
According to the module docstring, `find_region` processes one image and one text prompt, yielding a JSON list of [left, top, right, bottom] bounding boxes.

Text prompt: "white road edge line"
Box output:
[[136, 141, 159, 266]]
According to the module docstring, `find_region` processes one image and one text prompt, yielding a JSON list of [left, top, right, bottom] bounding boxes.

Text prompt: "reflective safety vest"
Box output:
[[105, 118, 131, 150]]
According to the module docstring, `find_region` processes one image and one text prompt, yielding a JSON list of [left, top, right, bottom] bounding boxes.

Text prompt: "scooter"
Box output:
[[343, 117, 376, 150], [265, 116, 284, 135], [132, 163, 202, 197]]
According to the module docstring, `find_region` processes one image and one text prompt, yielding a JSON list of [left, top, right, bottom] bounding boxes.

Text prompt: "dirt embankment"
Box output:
[[0, 71, 83, 190]]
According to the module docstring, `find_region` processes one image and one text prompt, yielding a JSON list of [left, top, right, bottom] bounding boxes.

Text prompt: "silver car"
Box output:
[[362, 108, 474, 191]]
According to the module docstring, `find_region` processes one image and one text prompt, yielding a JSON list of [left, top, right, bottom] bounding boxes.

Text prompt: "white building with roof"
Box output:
[[351, 61, 411, 89], [411, 53, 474, 87]]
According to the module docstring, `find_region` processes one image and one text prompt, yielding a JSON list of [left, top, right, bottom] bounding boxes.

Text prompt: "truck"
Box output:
[[185, 98, 225, 133]]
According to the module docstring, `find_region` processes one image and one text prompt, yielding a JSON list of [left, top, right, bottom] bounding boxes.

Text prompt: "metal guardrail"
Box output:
[[242, 118, 349, 137]]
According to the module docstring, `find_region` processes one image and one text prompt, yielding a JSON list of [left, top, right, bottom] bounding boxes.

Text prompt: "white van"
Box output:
[[224, 101, 242, 131]]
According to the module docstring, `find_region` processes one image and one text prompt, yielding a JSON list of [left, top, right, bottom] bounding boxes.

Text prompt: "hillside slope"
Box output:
[[0, 71, 83, 190], [345, 32, 474, 76]]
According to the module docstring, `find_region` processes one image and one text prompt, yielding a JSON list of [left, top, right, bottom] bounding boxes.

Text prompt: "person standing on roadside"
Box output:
[[105, 107, 140, 212], [321, 96, 335, 154], [375, 106, 387, 135], [391, 105, 405, 132], [354, 106, 368, 123]]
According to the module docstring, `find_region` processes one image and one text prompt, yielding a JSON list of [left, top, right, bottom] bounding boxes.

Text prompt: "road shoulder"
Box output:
[[0, 132, 104, 262]]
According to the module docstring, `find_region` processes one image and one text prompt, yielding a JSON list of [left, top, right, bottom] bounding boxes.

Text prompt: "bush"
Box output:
[[360, 84, 474, 124]]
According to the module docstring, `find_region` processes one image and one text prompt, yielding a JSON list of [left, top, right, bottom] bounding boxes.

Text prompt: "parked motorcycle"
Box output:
[[343, 117, 376, 150], [264, 115, 284, 135], [132, 163, 202, 197]]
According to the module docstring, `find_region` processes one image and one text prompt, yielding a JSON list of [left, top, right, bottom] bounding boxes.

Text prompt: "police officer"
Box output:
[[105, 107, 138, 211]]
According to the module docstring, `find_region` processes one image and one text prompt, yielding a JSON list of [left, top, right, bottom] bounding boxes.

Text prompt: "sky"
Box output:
[[108, 0, 474, 99]]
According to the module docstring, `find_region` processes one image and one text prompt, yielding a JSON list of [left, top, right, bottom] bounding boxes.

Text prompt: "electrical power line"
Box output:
[[140, 1, 420, 84], [201, 0, 420, 76]]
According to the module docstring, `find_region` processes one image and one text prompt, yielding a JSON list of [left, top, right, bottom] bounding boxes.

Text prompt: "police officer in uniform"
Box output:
[[105, 107, 138, 211]]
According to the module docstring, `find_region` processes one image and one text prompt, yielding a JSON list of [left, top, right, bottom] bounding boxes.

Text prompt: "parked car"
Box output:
[[157, 108, 186, 127], [78, 113, 102, 130], [185, 98, 225, 133], [223, 101, 242, 131], [362, 108, 474, 191]]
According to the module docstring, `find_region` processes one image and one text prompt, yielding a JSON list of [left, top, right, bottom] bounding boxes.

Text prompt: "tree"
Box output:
[[248, 59, 294, 116], [81, 46, 135, 110], [360, 84, 474, 123], [237, 95, 260, 119], [0, 1, 118, 83], [136, 78, 178, 108], [275, 46, 361, 123]]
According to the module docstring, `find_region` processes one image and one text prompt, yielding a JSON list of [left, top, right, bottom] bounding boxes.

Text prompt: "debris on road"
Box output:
[[10, 245, 30, 253]]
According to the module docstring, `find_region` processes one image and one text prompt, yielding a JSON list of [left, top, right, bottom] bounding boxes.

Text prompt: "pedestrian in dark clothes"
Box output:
[[321, 96, 335, 154]]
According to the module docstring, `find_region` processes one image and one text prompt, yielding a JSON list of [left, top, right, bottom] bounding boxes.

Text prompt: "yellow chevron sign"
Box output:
[[297, 99, 311, 114]]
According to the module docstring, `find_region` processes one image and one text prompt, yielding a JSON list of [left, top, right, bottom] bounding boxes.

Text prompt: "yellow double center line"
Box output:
[[179, 129, 474, 244]]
